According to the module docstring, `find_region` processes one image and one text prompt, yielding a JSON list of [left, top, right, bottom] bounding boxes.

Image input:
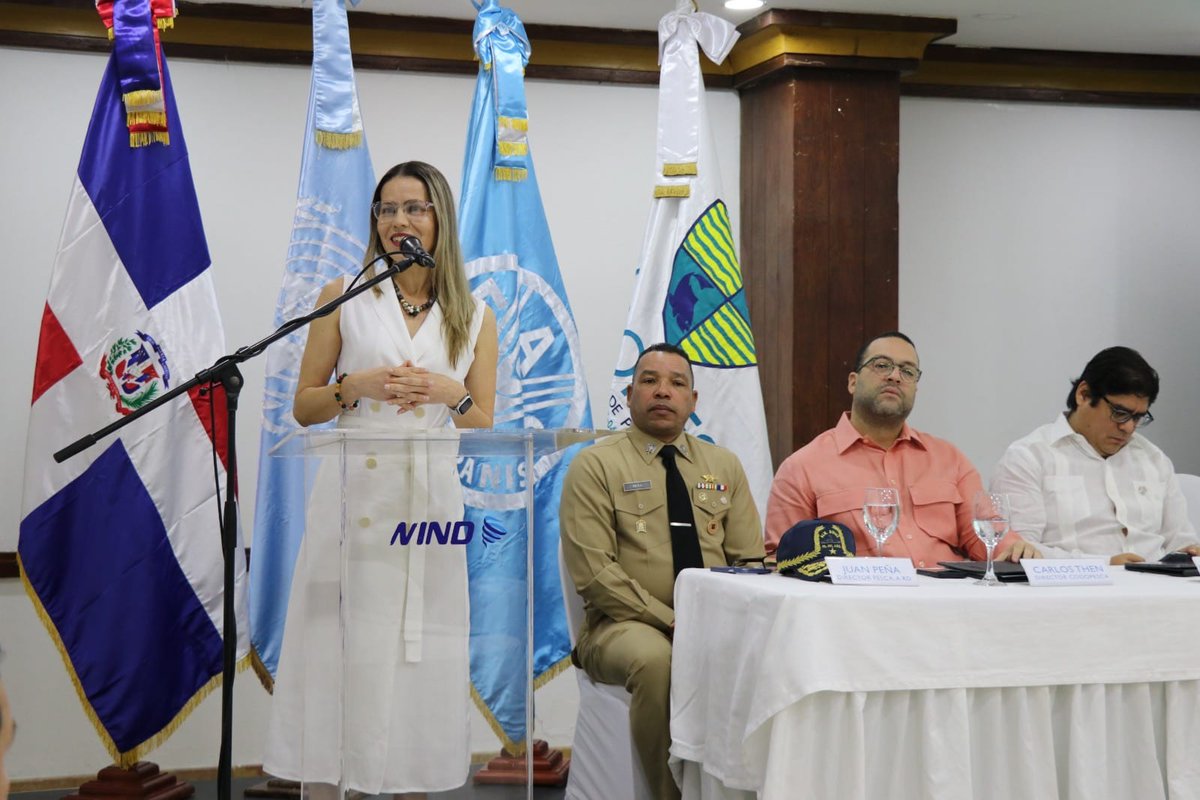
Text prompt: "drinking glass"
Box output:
[[972, 491, 1011, 586], [862, 487, 900, 556]]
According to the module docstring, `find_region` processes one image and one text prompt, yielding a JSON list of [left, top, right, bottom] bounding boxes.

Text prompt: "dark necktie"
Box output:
[[660, 445, 704, 576]]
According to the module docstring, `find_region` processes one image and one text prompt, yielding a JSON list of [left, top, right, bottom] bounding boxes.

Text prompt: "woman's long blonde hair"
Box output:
[[363, 161, 475, 367]]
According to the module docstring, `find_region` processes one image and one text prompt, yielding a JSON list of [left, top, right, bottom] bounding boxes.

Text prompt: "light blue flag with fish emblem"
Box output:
[[459, 0, 593, 751], [249, 0, 375, 686], [608, 0, 772, 519]]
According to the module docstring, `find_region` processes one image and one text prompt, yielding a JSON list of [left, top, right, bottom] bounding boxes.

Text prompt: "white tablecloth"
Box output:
[[670, 568, 1200, 800]]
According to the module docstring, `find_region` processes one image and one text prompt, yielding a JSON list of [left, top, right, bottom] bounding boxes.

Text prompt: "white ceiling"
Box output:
[[187, 0, 1200, 57]]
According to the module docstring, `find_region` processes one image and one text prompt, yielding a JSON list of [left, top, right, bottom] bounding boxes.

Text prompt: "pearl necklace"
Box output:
[[393, 282, 435, 317]]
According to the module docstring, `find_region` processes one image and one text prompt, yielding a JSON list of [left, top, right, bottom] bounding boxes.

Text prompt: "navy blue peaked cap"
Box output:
[[776, 519, 856, 581]]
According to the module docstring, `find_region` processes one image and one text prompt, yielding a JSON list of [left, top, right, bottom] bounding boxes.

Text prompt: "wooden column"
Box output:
[[731, 11, 956, 468]]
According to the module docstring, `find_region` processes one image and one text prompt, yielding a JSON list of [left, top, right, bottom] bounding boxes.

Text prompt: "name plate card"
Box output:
[[825, 557, 918, 587], [1023, 558, 1112, 586]]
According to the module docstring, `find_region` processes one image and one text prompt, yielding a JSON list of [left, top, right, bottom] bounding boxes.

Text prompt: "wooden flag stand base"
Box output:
[[472, 740, 569, 787], [242, 781, 365, 799], [243, 779, 300, 799], [64, 763, 194, 800]]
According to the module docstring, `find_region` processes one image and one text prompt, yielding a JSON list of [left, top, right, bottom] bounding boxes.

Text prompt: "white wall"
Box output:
[[0, 44, 741, 781], [900, 97, 1200, 483], [11, 42, 1200, 786]]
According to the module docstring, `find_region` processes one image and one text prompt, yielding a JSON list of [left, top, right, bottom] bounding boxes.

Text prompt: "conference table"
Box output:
[[669, 567, 1200, 800]]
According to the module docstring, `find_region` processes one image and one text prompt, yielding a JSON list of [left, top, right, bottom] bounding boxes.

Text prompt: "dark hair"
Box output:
[[632, 342, 694, 385], [852, 331, 917, 372], [1066, 346, 1159, 411]]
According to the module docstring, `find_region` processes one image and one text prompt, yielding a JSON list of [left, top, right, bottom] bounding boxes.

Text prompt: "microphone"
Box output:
[[393, 233, 436, 268]]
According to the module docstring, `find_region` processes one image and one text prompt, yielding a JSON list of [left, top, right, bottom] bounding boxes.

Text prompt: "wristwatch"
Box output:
[[452, 392, 474, 416]]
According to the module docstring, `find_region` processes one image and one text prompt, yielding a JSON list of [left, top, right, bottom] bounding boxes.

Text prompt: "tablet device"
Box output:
[[1124, 561, 1199, 577], [916, 567, 969, 579], [710, 566, 773, 575], [937, 560, 1029, 582]]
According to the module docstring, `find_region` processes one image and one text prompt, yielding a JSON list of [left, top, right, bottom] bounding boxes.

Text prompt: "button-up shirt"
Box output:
[[561, 427, 764, 634], [766, 413, 1014, 568], [990, 414, 1198, 560]]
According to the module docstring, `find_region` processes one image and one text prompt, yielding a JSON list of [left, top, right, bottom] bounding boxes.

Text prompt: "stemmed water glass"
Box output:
[[862, 487, 900, 557], [972, 491, 1011, 586]]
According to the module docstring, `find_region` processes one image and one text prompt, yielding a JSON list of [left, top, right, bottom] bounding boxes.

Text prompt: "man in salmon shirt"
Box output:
[[765, 331, 1041, 568]]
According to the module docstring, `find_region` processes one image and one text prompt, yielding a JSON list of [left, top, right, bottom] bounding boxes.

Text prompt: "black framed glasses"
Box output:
[[858, 356, 922, 384], [1101, 396, 1153, 428]]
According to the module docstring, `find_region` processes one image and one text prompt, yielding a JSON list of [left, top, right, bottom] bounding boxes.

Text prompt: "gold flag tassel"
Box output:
[[663, 162, 698, 177], [494, 166, 528, 182], [315, 129, 363, 150], [654, 184, 690, 198], [123, 89, 163, 108], [130, 130, 170, 147], [495, 114, 529, 182], [127, 111, 167, 127]]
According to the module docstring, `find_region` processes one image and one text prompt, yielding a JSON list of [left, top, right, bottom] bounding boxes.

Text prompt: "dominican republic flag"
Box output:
[[249, 0, 374, 687], [17, 50, 249, 762], [460, 0, 593, 751], [608, 0, 772, 519]]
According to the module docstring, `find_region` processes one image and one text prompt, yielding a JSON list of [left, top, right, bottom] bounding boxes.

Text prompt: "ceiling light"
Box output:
[[725, 0, 765, 10]]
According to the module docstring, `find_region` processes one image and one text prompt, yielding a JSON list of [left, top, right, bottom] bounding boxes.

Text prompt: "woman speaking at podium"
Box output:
[[264, 161, 498, 799]]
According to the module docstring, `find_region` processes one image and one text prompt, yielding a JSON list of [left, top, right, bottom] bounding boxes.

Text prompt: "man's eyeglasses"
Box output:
[[1101, 396, 1154, 428], [858, 356, 922, 384], [372, 200, 435, 221]]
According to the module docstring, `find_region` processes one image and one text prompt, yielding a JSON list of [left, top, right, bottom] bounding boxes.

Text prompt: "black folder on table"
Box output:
[[1124, 561, 1199, 577], [938, 560, 1029, 582]]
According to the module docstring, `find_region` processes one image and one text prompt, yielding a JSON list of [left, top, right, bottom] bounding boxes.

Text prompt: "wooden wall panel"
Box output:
[[742, 70, 899, 468]]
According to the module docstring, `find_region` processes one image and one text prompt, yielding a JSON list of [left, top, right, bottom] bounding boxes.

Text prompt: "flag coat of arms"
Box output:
[[608, 1, 772, 518], [459, 0, 593, 751], [18, 0, 248, 763], [248, 0, 375, 686]]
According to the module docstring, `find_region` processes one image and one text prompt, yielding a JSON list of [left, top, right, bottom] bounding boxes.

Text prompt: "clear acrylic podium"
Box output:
[[266, 426, 607, 799]]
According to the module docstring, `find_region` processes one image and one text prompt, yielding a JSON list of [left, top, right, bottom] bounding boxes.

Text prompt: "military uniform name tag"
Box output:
[[826, 557, 918, 586], [623, 480, 652, 493], [1024, 558, 1111, 586]]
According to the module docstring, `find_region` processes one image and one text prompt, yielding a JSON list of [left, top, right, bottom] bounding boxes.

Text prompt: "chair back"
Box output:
[[1176, 473, 1200, 531], [558, 541, 586, 645]]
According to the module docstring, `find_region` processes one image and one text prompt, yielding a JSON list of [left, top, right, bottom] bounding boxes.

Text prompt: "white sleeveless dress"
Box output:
[[263, 280, 485, 793]]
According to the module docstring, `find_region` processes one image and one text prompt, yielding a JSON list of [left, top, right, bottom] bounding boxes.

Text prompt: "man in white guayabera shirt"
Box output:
[[992, 346, 1200, 565]]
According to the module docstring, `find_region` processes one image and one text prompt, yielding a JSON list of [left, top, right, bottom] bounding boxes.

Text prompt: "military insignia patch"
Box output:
[[662, 200, 756, 368], [98, 330, 170, 416]]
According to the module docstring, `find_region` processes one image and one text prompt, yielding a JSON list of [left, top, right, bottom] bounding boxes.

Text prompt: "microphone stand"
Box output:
[[54, 253, 418, 800]]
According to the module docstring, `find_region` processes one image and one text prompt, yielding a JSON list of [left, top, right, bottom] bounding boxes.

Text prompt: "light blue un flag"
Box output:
[[460, 0, 593, 751], [249, 0, 374, 684]]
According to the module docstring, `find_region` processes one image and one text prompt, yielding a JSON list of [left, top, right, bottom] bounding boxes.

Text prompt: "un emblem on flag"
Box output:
[[98, 330, 171, 416], [462, 253, 589, 508], [664, 200, 757, 368]]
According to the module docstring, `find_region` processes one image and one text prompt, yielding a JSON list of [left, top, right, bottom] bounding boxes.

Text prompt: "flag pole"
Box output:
[[215, 361, 239, 800]]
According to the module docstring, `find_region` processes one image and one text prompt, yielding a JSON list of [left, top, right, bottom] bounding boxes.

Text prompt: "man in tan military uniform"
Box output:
[[561, 343, 763, 800]]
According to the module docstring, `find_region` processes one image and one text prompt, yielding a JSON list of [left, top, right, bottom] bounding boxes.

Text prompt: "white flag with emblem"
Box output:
[[607, 0, 771, 518]]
